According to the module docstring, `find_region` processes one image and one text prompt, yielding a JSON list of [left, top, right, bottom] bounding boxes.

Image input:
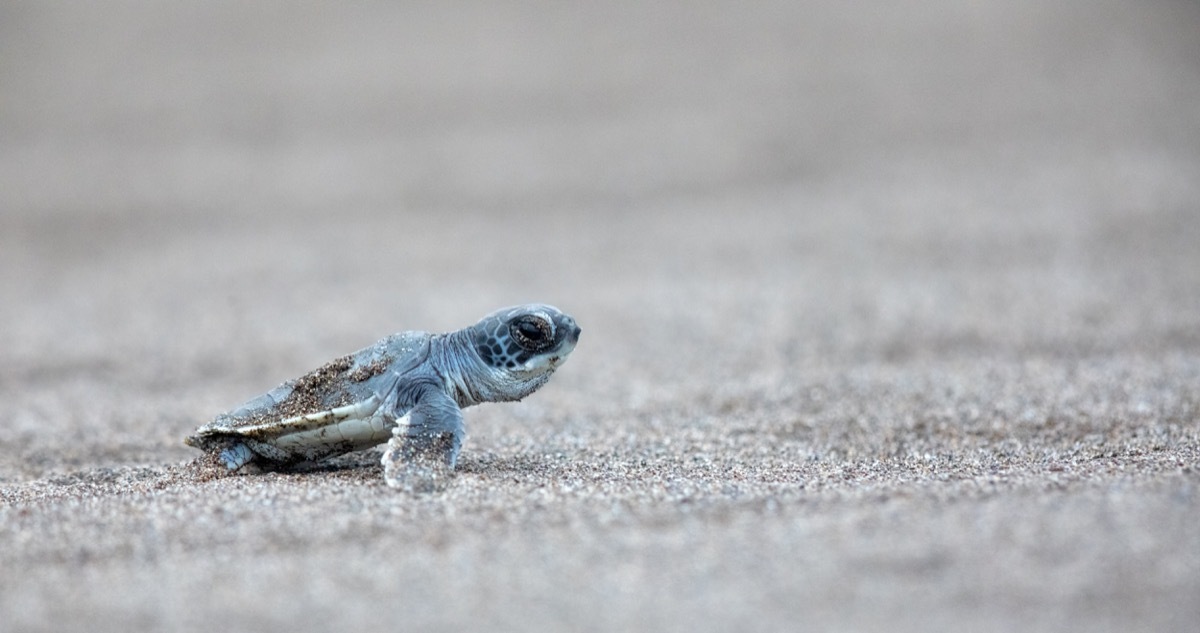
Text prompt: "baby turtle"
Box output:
[[185, 304, 580, 490]]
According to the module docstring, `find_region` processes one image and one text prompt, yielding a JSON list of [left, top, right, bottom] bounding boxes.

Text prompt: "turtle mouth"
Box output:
[[525, 355, 564, 373]]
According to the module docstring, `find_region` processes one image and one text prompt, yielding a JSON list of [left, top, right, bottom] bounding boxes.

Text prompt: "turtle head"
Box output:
[[469, 304, 580, 397]]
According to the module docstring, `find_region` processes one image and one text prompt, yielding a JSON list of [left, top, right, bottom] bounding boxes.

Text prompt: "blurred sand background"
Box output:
[[2, 1, 1199, 631]]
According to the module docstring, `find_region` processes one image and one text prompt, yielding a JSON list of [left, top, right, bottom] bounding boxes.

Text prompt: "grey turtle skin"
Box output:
[[185, 304, 580, 488]]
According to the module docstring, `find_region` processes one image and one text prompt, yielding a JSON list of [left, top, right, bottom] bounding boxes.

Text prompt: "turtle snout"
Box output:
[[569, 325, 581, 343]]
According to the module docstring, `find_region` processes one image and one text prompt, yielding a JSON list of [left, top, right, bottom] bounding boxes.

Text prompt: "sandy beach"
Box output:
[[2, 2, 1199, 631]]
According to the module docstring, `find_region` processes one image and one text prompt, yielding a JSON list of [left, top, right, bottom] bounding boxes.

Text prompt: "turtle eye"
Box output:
[[511, 316, 553, 351]]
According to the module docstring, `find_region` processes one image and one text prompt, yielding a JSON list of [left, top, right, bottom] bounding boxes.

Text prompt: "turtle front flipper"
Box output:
[[381, 384, 464, 492]]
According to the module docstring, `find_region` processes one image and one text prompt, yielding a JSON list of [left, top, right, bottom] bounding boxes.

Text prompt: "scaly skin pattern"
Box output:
[[185, 304, 580, 489]]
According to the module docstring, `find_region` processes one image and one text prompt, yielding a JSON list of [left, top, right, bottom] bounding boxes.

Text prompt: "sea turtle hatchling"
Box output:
[[185, 304, 580, 490]]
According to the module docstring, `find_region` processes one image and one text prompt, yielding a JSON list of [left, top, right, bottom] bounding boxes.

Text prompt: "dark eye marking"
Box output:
[[517, 319, 547, 341]]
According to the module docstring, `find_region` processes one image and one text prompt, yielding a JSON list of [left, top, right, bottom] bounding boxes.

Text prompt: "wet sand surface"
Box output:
[[2, 2, 1199, 631]]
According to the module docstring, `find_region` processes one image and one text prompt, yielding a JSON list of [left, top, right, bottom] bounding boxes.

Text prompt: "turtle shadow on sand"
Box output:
[[178, 446, 456, 494], [176, 447, 570, 492], [177, 450, 381, 482]]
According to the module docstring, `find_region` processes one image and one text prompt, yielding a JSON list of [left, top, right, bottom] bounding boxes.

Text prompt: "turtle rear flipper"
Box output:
[[184, 433, 262, 471], [218, 442, 257, 470]]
